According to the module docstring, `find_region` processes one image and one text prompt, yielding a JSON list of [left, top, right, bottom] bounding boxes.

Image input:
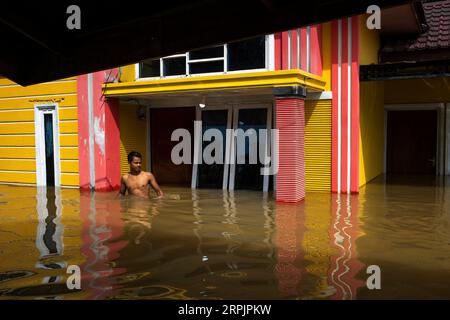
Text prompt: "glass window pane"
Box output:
[[163, 57, 186, 76], [140, 59, 160, 78], [190, 46, 224, 60], [234, 108, 267, 191], [228, 36, 266, 71], [198, 110, 228, 189], [190, 60, 224, 74]]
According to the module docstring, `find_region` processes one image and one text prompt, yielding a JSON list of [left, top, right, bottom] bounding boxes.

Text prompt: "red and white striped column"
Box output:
[[275, 90, 306, 202], [331, 16, 360, 194]]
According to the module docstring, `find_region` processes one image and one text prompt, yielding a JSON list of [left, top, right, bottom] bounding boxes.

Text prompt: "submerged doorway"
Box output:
[[386, 110, 438, 175], [150, 107, 195, 186], [35, 105, 61, 187], [192, 103, 272, 191]]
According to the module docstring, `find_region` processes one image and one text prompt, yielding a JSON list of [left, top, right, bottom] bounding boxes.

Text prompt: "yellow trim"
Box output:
[[104, 70, 326, 97], [0, 95, 77, 110], [61, 173, 79, 186], [0, 171, 36, 184], [61, 160, 79, 173], [0, 147, 36, 159], [0, 159, 35, 171]]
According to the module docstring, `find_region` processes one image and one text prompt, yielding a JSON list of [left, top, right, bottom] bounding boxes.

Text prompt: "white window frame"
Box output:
[[228, 103, 272, 192], [191, 105, 233, 190], [34, 104, 61, 187], [135, 35, 274, 80]]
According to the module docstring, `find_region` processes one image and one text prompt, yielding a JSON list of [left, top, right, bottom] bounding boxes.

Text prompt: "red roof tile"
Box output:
[[383, 0, 450, 53]]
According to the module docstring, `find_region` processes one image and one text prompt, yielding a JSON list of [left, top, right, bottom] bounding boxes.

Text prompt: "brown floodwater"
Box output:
[[0, 175, 449, 300]]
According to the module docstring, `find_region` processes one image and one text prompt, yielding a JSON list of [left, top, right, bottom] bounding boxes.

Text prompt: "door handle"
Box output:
[[427, 158, 436, 167]]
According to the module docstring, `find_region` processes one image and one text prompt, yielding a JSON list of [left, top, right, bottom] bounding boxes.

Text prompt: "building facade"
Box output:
[[1, 1, 449, 203]]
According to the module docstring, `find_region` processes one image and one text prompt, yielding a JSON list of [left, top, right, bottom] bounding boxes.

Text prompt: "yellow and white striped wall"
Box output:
[[0, 77, 79, 187]]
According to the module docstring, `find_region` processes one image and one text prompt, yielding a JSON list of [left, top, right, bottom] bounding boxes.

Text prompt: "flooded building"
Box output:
[[0, 1, 449, 203]]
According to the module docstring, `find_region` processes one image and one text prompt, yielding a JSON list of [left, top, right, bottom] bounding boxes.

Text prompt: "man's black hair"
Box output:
[[128, 151, 142, 163]]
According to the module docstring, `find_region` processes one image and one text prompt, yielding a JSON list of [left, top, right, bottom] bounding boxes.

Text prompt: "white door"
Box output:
[[34, 104, 61, 187]]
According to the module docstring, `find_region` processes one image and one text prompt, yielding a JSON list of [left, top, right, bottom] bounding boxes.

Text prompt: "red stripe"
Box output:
[[341, 19, 349, 193], [281, 31, 289, 70], [274, 33, 282, 70], [300, 28, 308, 70], [331, 20, 339, 193], [310, 25, 323, 75], [291, 29, 298, 69], [351, 16, 360, 193]]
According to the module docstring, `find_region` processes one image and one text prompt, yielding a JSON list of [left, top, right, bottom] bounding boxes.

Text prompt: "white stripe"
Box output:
[[0, 182, 35, 186], [0, 121, 34, 124], [0, 169, 35, 173], [306, 26, 311, 72], [88, 73, 95, 190], [337, 20, 342, 193], [0, 93, 77, 101], [287, 30, 291, 69], [347, 18, 352, 194], [297, 28, 301, 69], [0, 79, 76, 88]]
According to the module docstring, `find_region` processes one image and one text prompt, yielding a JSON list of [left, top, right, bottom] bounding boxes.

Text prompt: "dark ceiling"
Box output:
[[0, 0, 413, 86]]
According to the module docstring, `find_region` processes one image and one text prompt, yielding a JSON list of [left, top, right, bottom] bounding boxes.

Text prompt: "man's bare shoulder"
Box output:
[[121, 174, 129, 181], [142, 171, 155, 179]]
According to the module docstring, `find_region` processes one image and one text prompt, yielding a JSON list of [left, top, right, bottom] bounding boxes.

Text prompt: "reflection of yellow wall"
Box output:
[[119, 103, 148, 175], [302, 193, 336, 298], [0, 77, 79, 187], [385, 77, 450, 104], [358, 16, 384, 187], [0, 186, 87, 299], [305, 100, 332, 191]]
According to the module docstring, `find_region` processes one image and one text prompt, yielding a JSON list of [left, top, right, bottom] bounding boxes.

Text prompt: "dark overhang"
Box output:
[[360, 59, 450, 81], [0, 0, 414, 86]]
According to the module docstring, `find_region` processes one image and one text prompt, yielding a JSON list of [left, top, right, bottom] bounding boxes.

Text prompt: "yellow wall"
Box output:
[[385, 77, 450, 104], [0, 77, 79, 187], [358, 16, 384, 187], [359, 81, 384, 186], [359, 14, 380, 66], [119, 103, 148, 175], [321, 22, 332, 91], [305, 100, 332, 192]]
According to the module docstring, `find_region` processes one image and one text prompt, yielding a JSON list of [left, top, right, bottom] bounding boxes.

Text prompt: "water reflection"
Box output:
[[1, 176, 450, 299]]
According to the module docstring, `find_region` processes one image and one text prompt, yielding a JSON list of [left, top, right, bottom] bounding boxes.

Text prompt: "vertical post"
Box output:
[[274, 86, 306, 203]]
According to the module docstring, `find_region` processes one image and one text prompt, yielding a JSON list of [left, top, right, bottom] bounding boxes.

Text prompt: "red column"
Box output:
[[77, 70, 121, 191], [275, 95, 305, 203]]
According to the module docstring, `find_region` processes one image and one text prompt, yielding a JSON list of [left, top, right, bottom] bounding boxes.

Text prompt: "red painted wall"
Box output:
[[274, 25, 323, 76], [77, 75, 91, 191], [77, 70, 121, 191]]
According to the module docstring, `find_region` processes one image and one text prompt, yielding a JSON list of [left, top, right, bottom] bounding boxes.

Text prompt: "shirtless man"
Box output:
[[119, 151, 164, 198]]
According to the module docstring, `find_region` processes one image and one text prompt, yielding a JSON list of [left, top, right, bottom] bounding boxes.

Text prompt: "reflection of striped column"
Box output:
[[328, 193, 365, 300], [331, 17, 360, 194], [275, 95, 305, 203], [274, 203, 305, 297]]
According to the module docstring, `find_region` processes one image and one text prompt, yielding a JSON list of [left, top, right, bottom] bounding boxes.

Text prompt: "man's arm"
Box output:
[[119, 175, 127, 196], [148, 172, 164, 197]]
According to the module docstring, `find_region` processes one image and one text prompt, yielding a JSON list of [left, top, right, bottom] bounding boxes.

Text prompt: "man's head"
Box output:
[[128, 151, 142, 174]]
